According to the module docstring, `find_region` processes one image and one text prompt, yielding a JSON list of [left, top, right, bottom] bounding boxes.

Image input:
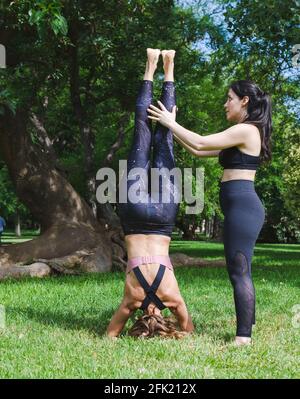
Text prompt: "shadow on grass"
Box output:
[[8, 305, 116, 336], [184, 317, 235, 344], [0, 272, 125, 286], [9, 304, 236, 343]]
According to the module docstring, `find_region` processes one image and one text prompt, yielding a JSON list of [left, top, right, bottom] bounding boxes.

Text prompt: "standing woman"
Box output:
[[148, 79, 272, 345]]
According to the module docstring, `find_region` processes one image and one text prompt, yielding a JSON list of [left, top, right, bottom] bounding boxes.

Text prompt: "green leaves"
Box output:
[[50, 14, 68, 36], [28, 2, 68, 37], [0, 90, 17, 116], [28, 9, 44, 25], [0, 165, 27, 215], [0, 0, 299, 242]]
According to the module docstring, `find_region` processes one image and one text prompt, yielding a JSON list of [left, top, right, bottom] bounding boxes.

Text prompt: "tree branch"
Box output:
[[103, 113, 131, 166]]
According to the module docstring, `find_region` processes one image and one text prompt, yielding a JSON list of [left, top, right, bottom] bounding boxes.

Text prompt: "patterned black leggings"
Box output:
[[117, 80, 180, 237], [220, 180, 265, 337]]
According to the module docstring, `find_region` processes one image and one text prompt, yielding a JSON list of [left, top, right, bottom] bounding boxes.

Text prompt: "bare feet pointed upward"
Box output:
[[162, 50, 175, 82], [144, 48, 161, 81]]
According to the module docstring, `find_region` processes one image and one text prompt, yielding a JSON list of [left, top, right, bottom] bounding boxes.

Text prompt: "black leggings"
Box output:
[[220, 180, 265, 337], [117, 80, 179, 237]]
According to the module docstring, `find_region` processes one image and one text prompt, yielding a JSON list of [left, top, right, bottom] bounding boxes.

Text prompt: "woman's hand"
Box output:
[[147, 101, 177, 129]]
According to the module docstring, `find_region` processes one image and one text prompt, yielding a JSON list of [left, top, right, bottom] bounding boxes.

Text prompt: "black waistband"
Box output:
[[219, 179, 255, 191]]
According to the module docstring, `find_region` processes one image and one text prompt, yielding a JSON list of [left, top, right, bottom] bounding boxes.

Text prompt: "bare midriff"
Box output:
[[125, 234, 171, 259], [221, 169, 256, 182]]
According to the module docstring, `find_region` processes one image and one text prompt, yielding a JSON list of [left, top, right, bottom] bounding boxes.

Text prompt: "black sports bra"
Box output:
[[218, 147, 261, 170]]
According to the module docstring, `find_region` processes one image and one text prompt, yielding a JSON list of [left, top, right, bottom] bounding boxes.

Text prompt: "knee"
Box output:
[[227, 251, 251, 284]]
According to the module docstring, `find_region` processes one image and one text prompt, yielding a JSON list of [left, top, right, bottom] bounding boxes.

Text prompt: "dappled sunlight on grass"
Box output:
[[0, 241, 299, 378]]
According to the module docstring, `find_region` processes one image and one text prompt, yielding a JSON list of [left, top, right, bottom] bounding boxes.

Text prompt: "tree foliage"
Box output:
[[0, 0, 299, 242]]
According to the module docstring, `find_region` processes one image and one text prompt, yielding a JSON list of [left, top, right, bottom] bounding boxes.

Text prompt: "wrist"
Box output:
[[169, 120, 179, 132]]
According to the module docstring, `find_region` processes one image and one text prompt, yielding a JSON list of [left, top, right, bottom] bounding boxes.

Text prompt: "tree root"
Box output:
[[0, 262, 51, 280], [170, 252, 225, 268]]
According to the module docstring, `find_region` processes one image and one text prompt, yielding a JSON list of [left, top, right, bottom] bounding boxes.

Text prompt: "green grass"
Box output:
[[0, 240, 299, 379], [0, 229, 40, 244]]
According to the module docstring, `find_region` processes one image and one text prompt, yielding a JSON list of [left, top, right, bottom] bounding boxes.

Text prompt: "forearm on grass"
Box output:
[[172, 301, 195, 333], [106, 302, 134, 337]]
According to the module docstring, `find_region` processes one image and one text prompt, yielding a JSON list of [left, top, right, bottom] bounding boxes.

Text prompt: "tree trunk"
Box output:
[[212, 214, 223, 241], [209, 217, 214, 238], [15, 210, 21, 237], [96, 112, 130, 235], [207, 218, 213, 238], [176, 218, 197, 240], [0, 106, 120, 273], [69, 19, 97, 217], [204, 218, 209, 237], [201, 219, 205, 234]]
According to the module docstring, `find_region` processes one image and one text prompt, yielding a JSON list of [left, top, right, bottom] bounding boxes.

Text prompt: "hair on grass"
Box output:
[[128, 314, 188, 339]]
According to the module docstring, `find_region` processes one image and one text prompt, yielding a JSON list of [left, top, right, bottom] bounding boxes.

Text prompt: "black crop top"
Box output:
[[218, 147, 261, 170]]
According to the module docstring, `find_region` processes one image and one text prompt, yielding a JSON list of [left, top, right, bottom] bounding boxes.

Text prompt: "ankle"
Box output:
[[143, 61, 157, 81], [164, 75, 174, 82], [163, 63, 174, 82], [234, 336, 252, 346]]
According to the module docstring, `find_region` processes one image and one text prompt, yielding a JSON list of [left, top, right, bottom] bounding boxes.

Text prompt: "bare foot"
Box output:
[[234, 336, 252, 346], [161, 50, 175, 81], [146, 48, 160, 67], [144, 48, 160, 81], [161, 50, 176, 68]]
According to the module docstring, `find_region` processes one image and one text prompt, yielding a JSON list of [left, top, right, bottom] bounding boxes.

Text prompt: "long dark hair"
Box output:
[[128, 314, 188, 339], [230, 80, 272, 162]]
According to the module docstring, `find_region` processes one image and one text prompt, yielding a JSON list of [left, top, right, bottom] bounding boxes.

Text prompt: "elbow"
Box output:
[[185, 314, 195, 333], [188, 148, 200, 157], [195, 138, 205, 151], [193, 152, 202, 158], [106, 331, 119, 338]]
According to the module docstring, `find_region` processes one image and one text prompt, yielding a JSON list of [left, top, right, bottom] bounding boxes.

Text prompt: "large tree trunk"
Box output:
[[69, 18, 97, 217], [175, 216, 198, 240], [0, 106, 121, 274], [212, 214, 223, 241]]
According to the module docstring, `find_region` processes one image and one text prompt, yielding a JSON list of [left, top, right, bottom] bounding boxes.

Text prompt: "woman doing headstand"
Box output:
[[106, 49, 194, 338]]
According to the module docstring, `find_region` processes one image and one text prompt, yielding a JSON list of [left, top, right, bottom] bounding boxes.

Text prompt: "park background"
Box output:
[[0, 0, 299, 379]]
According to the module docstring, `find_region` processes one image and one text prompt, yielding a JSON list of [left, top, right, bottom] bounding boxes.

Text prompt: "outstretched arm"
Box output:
[[147, 101, 251, 151], [170, 122, 250, 151], [174, 134, 220, 157], [106, 301, 134, 338]]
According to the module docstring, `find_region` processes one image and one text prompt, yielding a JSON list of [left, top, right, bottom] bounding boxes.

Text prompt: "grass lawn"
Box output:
[[0, 229, 40, 244], [0, 237, 299, 379]]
